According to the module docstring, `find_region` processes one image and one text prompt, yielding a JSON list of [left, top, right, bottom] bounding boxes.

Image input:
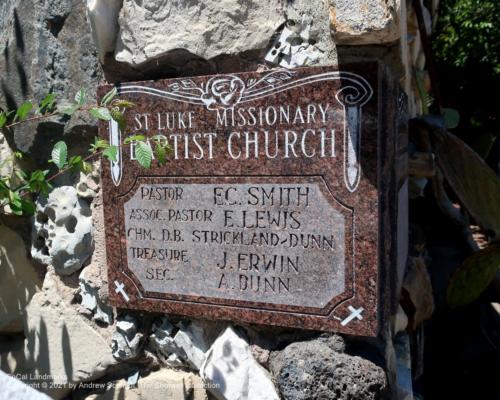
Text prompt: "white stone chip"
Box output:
[[201, 327, 280, 400]]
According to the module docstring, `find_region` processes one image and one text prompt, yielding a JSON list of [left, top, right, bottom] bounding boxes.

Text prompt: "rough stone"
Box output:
[[165, 353, 185, 369], [201, 327, 280, 400], [85, 0, 123, 63], [111, 314, 143, 360], [0, 133, 20, 189], [83, 369, 208, 400], [269, 335, 387, 400], [173, 321, 210, 371], [114, 0, 285, 66], [0, 370, 50, 399], [78, 266, 113, 325], [31, 186, 93, 275], [148, 317, 182, 364], [0, 0, 100, 159], [329, 0, 401, 44], [250, 344, 271, 369], [0, 225, 42, 332], [276, 0, 337, 66], [76, 163, 101, 199], [79, 186, 111, 317], [23, 271, 117, 397]]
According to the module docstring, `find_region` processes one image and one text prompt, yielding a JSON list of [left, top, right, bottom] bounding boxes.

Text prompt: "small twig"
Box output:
[[46, 152, 98, 184], [4, 106, 95, 129]]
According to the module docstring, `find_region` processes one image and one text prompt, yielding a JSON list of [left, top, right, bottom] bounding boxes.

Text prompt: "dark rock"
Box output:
[[0, 0, 100, 161], [269, 335, 387, 400]]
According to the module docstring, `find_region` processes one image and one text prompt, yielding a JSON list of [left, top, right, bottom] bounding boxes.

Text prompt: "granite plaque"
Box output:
[[99, 63, 402, 336]]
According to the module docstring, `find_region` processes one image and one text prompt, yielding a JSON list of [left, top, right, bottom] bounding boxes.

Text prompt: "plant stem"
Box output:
[[4, 105, 95, 129]]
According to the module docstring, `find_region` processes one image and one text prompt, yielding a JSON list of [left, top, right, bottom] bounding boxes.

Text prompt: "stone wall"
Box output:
[[0, 1, 438, 399]]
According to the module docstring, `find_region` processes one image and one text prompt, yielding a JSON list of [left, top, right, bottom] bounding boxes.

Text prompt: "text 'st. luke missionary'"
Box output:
[[99, 63, 404, 336]]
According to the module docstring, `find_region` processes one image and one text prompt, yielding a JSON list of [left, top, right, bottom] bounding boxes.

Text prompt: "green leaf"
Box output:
[[21, 199, 35, 215], [0, 112, 8, 128], [39, 93, 56, 113], [8, 190, 23, 215], [75, 88, 87, 106], [89, 107, 112, 121], [447, 245, 500, 308], [68, 155, 84, 172], [154, 143, 167, 166], [113, 99, 136, 108], [90, 137, 109, 153], [110, 107, 126, 131], [29, 169, 48, 183], [432, 129, 500, 238], [124, 135, 145, 144], [82, 161, 93, 174], [135, 141, 152, 169], [51, 141, 68, 169], [69, 155, 82, 165], [26, 170, 51, 196], [16, 101, 33, 121], [57, 102, 79, 116], [442, 108, 460, 129], [103, 145, 118, 162], [101, 87, 117, 106], [14, 168, 27, 182]]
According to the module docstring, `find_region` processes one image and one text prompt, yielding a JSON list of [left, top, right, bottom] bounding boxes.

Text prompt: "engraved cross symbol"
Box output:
[[340, 306, 364, 326], [114, 281, 130, 302]]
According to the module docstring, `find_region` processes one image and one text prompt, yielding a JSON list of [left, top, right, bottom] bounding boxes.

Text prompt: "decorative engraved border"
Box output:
[[115, 175, 355, 318], [108, 70, 373, 192]]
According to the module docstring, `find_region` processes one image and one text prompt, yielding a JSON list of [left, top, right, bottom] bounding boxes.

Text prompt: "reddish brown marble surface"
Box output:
[[98, 63, 399, 337]]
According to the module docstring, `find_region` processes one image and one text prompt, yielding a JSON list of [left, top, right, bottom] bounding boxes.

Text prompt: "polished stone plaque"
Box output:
[[99, 63, 404, 336]]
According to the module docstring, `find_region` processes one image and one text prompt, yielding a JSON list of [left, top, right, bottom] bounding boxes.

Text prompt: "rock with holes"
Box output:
[[75, 163, 101, 199], [114, 0, 285, 66], [31, 186, 93, 276], [269, 335, 387, 400], [200, 327, 280, 400]]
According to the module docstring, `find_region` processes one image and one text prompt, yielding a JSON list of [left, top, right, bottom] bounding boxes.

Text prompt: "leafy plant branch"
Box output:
[[0, 88, 171, 216]]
